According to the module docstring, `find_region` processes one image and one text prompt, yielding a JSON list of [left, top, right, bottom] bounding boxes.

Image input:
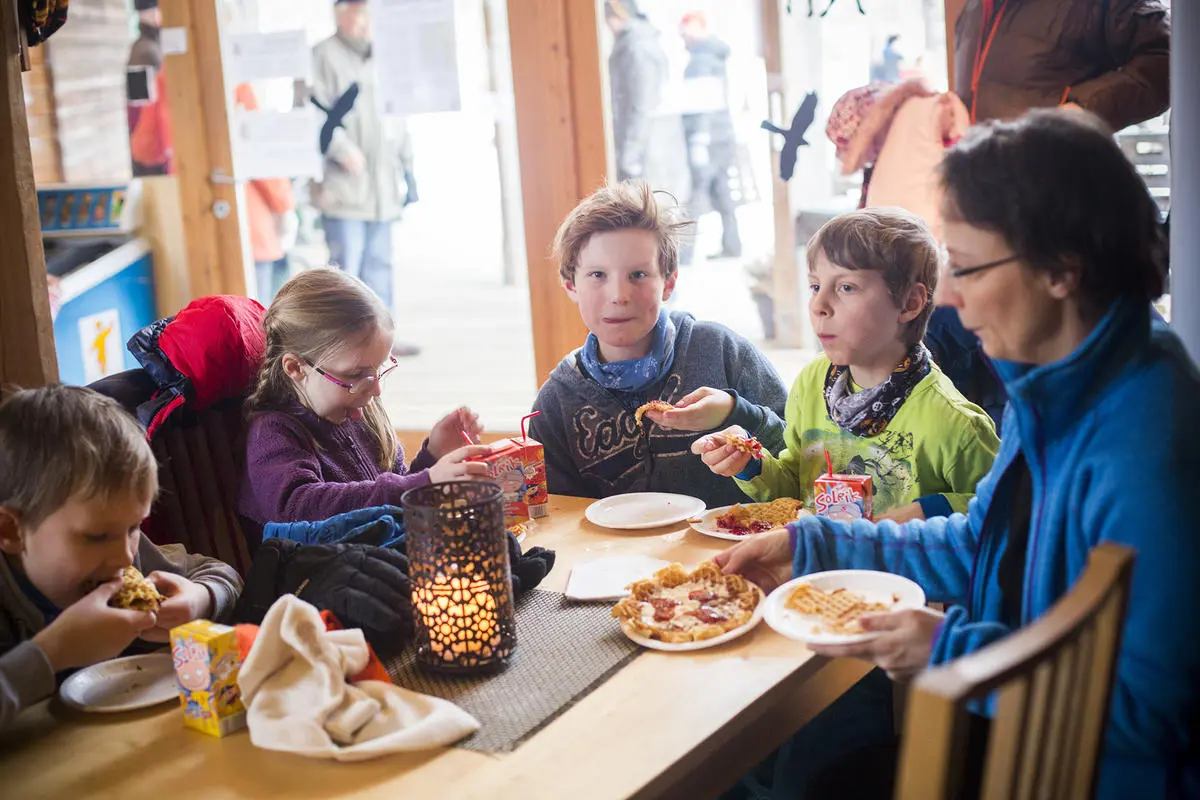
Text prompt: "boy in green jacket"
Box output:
[[695, 208, 998, 522]]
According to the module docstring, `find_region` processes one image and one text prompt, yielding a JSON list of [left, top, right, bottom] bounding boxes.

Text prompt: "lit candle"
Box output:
[[404, 481, 516, 674]]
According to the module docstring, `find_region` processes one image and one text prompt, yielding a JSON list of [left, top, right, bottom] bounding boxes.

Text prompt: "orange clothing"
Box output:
[[235, 84, 295, 263], [130, 70, 173, 172]]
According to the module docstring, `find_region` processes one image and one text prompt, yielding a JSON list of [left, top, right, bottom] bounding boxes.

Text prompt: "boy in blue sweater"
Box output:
[[528, 181, 788, 506]]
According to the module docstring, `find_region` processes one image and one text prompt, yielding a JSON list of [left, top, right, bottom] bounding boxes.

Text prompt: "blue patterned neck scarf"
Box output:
[[579, 310, 676, 392]]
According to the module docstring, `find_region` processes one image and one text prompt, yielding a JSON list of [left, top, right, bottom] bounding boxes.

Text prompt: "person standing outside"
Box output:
[[605, 0, 669, 184], [127, 0, 171, 177], [312, 0, 419, 356], [679, 11, 741, 261]]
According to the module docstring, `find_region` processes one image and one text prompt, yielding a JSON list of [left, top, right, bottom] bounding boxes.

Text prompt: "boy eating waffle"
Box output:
[[528, 181, 789, 506], [0, 385, 242, 730], [695, 208, 999, 523]]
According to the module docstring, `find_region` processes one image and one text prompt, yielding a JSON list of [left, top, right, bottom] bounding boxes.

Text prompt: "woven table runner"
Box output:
[[385, 589, 640, 752]]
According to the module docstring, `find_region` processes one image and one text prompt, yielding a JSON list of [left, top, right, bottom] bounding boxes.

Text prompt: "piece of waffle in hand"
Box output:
[[634, 400, 675, 427], [785, 584, 890, 635], [110, 566, 166, 613], [713, 433, 764, 460]]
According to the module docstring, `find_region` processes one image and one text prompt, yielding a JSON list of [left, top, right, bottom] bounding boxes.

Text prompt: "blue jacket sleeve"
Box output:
[[929, 605, 1012, 665], [789, 510, 980, 605]]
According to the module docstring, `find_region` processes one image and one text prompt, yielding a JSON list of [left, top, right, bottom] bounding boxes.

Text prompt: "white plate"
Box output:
[[688, 504, 811, 541], [565, 555, 672, 601], [59, 653, 177, 713], [584, 492, 706, 530], [618, 585, 766, 652], [764, 570, 926, 646]]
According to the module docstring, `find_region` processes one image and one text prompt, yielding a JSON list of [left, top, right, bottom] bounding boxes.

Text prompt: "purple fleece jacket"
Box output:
[[238, 400, 436, 526]]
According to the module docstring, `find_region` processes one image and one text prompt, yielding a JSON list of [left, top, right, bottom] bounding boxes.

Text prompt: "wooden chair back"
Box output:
[[894, 542, 1136, 800]]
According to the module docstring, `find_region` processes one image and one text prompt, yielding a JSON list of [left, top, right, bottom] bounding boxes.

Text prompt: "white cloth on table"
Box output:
[[237, 594, 479, 761]]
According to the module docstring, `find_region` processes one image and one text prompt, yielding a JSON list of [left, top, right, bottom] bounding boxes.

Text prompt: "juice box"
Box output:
[[814, 472, 874, 522], [470, 412, 549, 525], [170, 620, 246, 738]]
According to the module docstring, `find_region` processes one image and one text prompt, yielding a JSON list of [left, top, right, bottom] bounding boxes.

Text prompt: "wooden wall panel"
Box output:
[[20, 47, 61, 184], [508, 0, 602, 385], [42, 0, 131, 183], [1, 5, 58, 388]]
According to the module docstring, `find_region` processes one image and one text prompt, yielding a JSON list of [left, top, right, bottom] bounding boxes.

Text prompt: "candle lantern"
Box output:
[[402, 480, 516, 674]]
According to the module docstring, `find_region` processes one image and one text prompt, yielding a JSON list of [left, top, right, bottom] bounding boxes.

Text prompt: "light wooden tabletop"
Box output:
[[0, 495, 866, 800]]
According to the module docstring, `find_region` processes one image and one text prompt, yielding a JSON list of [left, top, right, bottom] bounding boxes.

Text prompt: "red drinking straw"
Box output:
[[825, 448, 834, 477], [520, 410, 542, 442], [461, 430, 475, 446]]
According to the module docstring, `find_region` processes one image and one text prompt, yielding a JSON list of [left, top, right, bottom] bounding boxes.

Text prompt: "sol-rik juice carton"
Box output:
[[470, 412, 549, 525], [171, 620, 246, 737], [813, 450, 874, 522]]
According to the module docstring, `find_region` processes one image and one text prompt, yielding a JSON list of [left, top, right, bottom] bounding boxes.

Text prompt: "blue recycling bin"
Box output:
[[52, 239, 157, 386]]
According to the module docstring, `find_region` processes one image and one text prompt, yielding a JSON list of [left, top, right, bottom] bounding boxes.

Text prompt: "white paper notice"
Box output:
[[369, 0, 461, 116], [79, 309, 124, 383], [233, 108, 321, 179], [160, 27, 188, 56], [228, 30, 311, 83]]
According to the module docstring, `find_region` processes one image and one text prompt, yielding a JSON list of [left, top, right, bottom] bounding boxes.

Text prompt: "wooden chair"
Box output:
[[894, 542, 1136, 800]]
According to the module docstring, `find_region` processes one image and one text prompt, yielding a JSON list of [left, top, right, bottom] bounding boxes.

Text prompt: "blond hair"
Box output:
[[0, 385, 158, 529], [553, 180, 690, 283], [806, 207, 941, 344], [248, 268, 398, 470]]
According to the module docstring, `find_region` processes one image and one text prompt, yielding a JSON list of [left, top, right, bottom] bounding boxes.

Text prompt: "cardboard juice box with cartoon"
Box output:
[[814, 466, 875, 523], [170, 620, 246, 738], [471, 412, 549, 525]]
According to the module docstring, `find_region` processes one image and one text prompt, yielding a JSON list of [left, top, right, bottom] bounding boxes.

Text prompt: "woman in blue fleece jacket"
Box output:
[[719, 110, 1200, 798]]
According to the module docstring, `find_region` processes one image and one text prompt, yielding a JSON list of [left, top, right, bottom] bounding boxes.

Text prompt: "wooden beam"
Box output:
[[945, 0, 966, 95], [763, 0, 804, 347], [160, 0, 246, 301], [0, 7, 58, 390], [508, 0, 599, 385]]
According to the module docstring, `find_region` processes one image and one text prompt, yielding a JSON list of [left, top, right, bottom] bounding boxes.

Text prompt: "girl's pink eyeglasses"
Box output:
[[304, 355, 399, 395]]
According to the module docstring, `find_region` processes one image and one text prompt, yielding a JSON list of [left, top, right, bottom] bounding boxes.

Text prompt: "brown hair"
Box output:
[[247, 268, 398, 470], [806, 207, 941, 344], [553, 180, 690, 283], [0, 385, 158, 530], [941, 109, 1166, 316]]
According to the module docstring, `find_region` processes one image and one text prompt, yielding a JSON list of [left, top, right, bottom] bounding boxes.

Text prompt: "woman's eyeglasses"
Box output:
[[304, 355, 399, 394], [947, 254, 1022, 280]]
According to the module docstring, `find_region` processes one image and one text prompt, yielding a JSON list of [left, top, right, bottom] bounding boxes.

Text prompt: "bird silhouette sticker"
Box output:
[[310, 83, 361, 157], [761, 92, 819, 182]]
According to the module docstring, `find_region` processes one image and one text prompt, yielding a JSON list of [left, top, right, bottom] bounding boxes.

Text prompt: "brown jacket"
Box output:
[[954, 0, 1170, 130]]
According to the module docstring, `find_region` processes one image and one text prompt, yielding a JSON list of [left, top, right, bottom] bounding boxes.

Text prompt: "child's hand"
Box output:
[[429, 444, 494, 484], [649, 387, 735, 431], [428, 407, 486, 460], [31, 580, 157, 672], [712, 527, 793, 594], [876, 502, 926, 525], [690, 425, 753, 477], [139, 572, 214, 642]]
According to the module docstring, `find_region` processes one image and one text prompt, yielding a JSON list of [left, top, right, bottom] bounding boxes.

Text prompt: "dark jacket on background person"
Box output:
[[682, 36, 736, 153], [609, 17, 669, 181], [954, 0, 1171, 130], [128, 23, 162, 70]]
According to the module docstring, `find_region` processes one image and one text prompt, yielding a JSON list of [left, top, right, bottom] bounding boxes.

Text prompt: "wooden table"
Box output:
[[0, 496, 868, 800]]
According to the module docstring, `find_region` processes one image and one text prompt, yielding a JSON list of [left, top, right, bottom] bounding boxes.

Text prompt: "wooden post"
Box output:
[[762, 0, 805, 348], [0, 5, 58, 390], [508, 0, 602, 384], [159, 0, 247, 300], [945, 0, 966, 94]]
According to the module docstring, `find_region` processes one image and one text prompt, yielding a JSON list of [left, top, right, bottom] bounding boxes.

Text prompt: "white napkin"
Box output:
[[238, 595, 480, 761], [565, 556, 671, 601]]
